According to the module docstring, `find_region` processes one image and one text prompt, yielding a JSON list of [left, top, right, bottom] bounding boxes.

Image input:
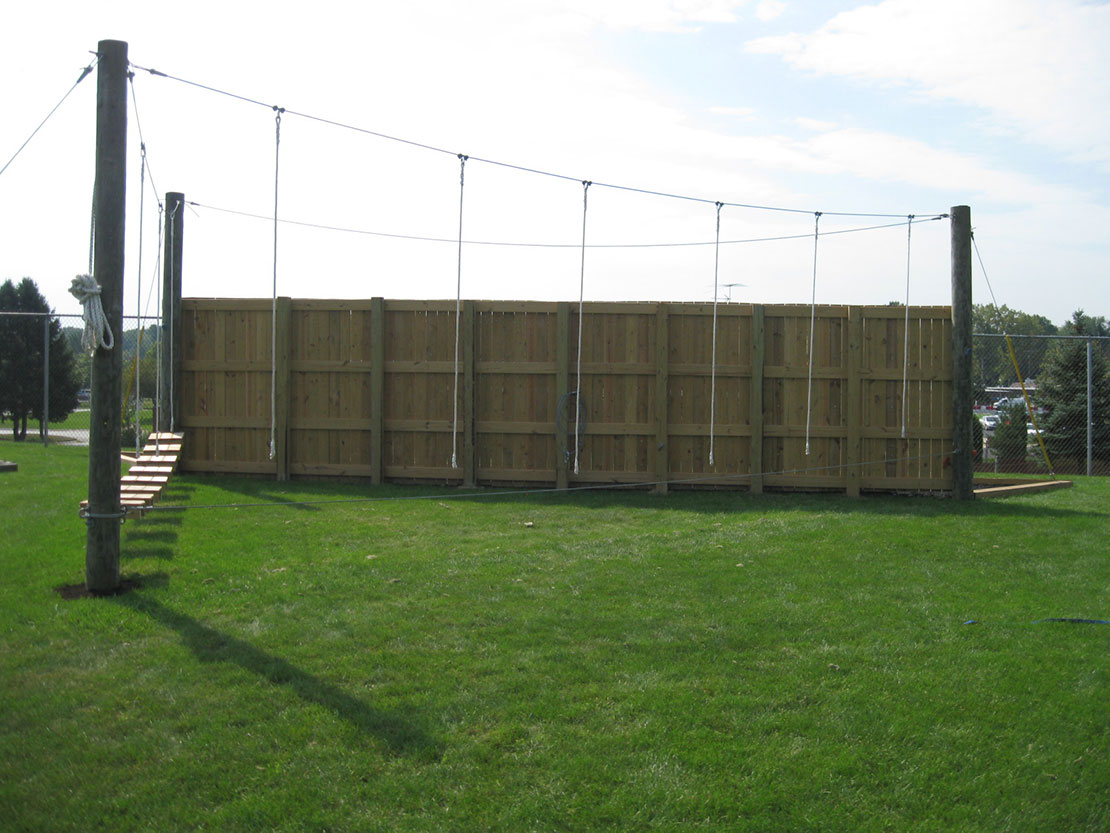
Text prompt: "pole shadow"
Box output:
[[114, 592, 441, 758]]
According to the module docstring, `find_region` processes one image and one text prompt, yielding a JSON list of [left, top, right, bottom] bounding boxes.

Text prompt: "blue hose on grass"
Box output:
[[963, 618, 1109, 625]]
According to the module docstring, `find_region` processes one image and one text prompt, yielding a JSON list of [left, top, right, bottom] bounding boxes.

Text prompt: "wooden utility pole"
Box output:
[[160, 191, 184, 433], [86, 39, 128, 593], [950, 205, 974, 500]]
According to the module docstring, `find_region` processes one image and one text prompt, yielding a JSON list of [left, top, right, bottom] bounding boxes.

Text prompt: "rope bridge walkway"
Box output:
[[80, 432, 184, 518]]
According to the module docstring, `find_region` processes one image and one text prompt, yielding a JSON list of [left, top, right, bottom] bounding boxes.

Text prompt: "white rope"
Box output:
[[901, 215, 914, 439], [805, 212, 821, 456], [69, 274, 113, 354], [134, 144, 147, 453], [709, 201, 722, 467], [573, 180, 591, 476], [153, 203, 164, 447], [451, 154, 467, 470], [269, 107, 284, 461]]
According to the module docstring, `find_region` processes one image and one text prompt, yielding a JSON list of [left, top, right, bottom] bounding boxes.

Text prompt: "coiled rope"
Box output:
[[69, 274, 113, 354]]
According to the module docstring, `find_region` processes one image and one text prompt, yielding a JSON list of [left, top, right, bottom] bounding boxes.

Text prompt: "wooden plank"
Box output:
[[974, 480, 1073, 497]]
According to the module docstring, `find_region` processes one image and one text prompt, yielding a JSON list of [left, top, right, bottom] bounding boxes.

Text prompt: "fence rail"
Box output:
[[177, 298, 955, 494]]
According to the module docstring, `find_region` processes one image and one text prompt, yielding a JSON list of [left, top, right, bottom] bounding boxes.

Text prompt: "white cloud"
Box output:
[[709, 105, 758, 118], [795, 117, 836, 132], [755, 1, 787, 22], [560, 0, 746, 32], [746, 0, 1110, 167]]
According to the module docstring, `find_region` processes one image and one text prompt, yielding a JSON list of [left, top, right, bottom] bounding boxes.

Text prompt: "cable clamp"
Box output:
[[78, 507, 128, 526]]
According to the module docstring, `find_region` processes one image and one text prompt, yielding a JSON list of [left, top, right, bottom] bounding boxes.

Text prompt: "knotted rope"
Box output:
[[69, 273, 113, 354]]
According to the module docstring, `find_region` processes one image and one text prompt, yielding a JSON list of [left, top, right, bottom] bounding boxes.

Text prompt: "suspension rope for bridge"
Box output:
[[574, 180, 592, 476], [709, 201, 723, 467], [805, 212, 821, 456], [269, 106, 284, 460], [451, 154, 468, 470], [133, 141, 148, 452]]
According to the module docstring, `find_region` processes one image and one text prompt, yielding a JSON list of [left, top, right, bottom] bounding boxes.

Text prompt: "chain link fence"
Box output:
[[974, 333, 1110, 476], [0, 311, 162, 450]]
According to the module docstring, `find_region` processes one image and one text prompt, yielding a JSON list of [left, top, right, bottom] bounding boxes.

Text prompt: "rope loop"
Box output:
[[69, 274, 114, 353]]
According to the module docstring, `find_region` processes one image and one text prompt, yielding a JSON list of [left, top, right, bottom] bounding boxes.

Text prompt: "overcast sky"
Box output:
[[2, 0, 1108, 324]]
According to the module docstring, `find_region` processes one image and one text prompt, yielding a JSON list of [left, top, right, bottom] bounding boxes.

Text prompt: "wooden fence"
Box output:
[[179, 298, 954, 494]]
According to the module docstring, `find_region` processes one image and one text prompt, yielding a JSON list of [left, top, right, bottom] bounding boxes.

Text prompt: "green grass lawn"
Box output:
[[1, 442, 1107, 832]]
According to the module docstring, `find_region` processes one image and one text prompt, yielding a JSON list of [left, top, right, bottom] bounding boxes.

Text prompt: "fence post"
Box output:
[[462, 300, 476, 488], [160, 191, 184, 434], [273, 297, 291, 481], [749, 305, 765, 494], [556, 302, 570, 490], [654, 303, 669, 494], [1088, 339, 1094, 477], [42, 314, 50, 446], [845, 306, 862, 497], [86, 39, 128, 594], [949, 206, 974, 499], [370, 297, 385, 485]]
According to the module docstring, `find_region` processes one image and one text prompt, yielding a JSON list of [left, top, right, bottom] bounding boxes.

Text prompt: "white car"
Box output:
[[980, 414, 1000, 430]]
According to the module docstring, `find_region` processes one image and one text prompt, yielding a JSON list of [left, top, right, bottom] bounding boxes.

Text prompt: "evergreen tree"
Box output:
[[0, 278, 81, 440], [1038, 311, 1110, 464]]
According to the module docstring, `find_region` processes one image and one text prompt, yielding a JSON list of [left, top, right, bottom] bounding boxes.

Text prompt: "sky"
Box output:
[[1, 0, 1108, 325]]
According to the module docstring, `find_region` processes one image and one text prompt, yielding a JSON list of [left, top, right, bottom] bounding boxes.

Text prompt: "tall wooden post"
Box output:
[[159, 191, 184, 433], [42, 315, 51, 446], [950, 205, 974, 500], [86, 39, 128, 594]]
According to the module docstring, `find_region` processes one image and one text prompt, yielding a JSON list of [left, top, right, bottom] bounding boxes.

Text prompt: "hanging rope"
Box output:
[[574, 180, 592, 476], [69, 274, 113, 353], [804, 212, 821, 456], [709, 201, 723, 467], [451, 154, 468, 469], [153, 203, 165, 445], [134, 143, 148, 453], [269, 106, 284, 461], [901, 215, 914, 439], [88, 178, 96, 275]]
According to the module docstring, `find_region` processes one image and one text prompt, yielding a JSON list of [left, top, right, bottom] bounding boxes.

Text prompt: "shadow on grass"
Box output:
[[115, 591, 441, 758], [150, 472, 1107, 524]]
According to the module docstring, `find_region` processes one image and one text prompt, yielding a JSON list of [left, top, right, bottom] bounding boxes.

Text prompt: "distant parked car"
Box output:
[[77, 389, 91, 403], [979, 414, 1000, 430]]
